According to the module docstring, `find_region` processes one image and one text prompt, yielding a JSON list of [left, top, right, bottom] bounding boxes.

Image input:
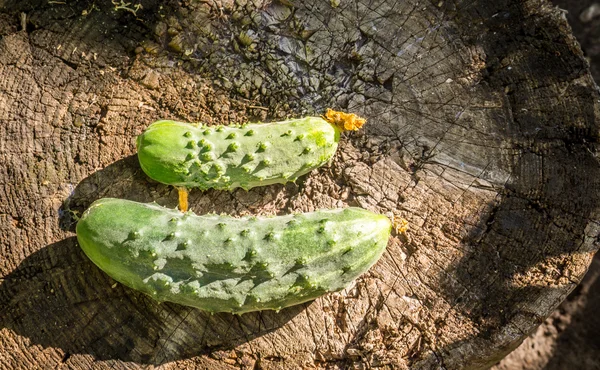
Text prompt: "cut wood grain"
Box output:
[[0, 0, 599, 369]]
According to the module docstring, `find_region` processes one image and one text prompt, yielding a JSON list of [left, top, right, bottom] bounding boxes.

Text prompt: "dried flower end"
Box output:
[[323, 109, 367, 132], [393, 217, 409, 234]]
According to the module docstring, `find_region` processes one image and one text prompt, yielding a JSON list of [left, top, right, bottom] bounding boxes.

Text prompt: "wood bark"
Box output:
[[1, 0, 599, 369]]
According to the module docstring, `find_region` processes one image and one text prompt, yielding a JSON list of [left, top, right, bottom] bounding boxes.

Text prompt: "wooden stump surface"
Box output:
[[1, 0, 599, 369]]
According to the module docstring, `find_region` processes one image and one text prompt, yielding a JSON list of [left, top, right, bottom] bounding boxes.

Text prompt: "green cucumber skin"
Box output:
[[136, 117, 340, 190], [76, 198, 391, 314]]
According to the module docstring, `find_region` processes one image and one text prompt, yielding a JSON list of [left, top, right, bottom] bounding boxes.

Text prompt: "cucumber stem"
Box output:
[[177, 187, 189, 212]]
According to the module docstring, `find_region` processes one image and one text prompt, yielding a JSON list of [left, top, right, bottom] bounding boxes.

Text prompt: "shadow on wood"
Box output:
[[416, 1, 600, 368], [0, 237, 305, 364], [58, 154, 171, 233], [0, 154, 305, 365], [59, 154, 299, 234]]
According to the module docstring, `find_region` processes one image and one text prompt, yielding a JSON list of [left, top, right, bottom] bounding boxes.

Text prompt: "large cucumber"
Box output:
[[136, 111, 365, 191], [76, 198, 391, 314]]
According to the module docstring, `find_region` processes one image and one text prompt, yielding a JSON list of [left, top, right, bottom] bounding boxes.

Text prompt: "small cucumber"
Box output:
[[136, 111, 365, 191], [76, 198, 391, 314]]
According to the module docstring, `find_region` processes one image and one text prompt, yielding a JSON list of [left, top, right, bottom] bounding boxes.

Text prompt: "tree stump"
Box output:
[[1, 0, 599, 369]]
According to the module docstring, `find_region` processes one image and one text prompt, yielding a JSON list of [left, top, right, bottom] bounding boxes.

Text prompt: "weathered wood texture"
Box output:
[[1, 0, 599, 369]]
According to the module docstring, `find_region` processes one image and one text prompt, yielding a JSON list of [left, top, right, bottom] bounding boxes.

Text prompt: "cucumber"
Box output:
[[76, 198, 391, 314], [136, 113, 362, 191]]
